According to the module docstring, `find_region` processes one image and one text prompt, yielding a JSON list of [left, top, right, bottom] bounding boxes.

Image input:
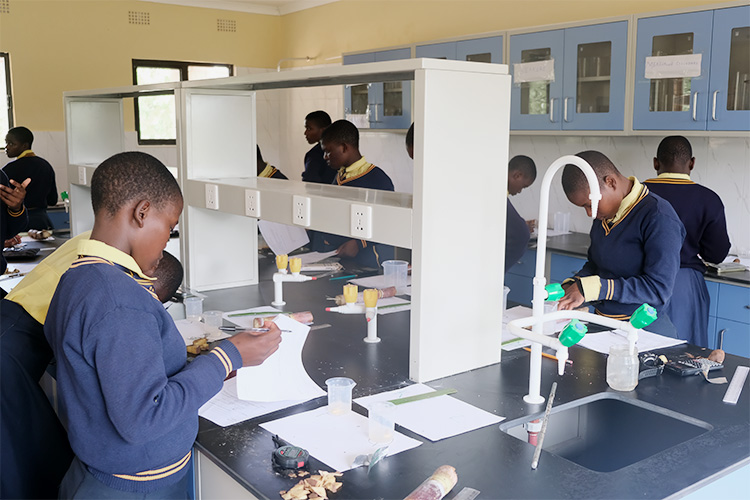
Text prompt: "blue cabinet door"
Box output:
[[707, 5, 750, 131], [510, 29, 565, 130], [372, 48, 412, 129], [561, 21, 628, 130], [706, 280, 719, 318], [416, 41, 456, 60], [549, 253, 587, 284], [633, 11, 714, 130], [707, 316, 717, 350], [457, 36, 503, 63], [716, 317, 750, 358], [343, 52, 375, 126], [716, 283, 750, 324]]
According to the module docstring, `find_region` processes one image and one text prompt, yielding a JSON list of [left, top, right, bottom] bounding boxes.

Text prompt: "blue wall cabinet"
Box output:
[[709, 282, 750, 357], [634, 6, 750, 131], [510, 21, 627, 131], [343, 48, 412, 129], [505, 248, 537, 306], [416, 36, 503, 64]]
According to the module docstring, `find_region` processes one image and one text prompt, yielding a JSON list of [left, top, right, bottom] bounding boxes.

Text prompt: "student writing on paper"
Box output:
[[45, 152, 282, 498], [644, 136, 731, 347], [557, 151, 685, 338]]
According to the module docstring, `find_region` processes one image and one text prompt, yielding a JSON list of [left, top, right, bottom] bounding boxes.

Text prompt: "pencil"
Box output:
[[227, 311, 280, 317], [523, 347, 573, 365], [329, 274, 356, 281]]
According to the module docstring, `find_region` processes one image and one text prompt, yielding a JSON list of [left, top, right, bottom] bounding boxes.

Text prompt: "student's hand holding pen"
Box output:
[[336, 239, 360, 258], [558, 281, 585, 310], [227, 319, 282, 367]]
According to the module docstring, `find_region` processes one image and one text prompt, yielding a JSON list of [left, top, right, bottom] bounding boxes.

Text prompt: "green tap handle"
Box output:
[[61, 191, 69, 201], [545, 283, 565, 301], [558, 319, 587, 347], [630, 303, 657, 329]]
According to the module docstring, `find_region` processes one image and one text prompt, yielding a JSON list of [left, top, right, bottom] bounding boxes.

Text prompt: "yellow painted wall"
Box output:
[[0, 0, 736, 132]]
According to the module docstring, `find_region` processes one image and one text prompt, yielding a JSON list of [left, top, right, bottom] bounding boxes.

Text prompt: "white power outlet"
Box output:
[[350, 204, 372, 238], [205, 184, 219, 210], [292, 195, 311, 227], [78, 166, 87, 185], [245, 189, 261, 218]]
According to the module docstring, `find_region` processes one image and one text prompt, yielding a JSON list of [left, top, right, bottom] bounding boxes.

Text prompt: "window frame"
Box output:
[[1, 52, 13, 147], [132, 59, 233, 145]]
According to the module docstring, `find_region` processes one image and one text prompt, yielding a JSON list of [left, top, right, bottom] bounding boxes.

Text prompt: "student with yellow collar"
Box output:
[[644, 136, 731, 347], [3, 126, 57, 229], [256, 145, 288, 179], [558, 151, 686, 338]]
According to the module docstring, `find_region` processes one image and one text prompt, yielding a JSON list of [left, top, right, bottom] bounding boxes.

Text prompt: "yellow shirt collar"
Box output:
[[17, 150, 34, 159], [258, 163, 275, 178], [657, 172, 691, 180], [609, 177, 643, 224], [78, 239, 155, 280], [340, 156, 371, 180]]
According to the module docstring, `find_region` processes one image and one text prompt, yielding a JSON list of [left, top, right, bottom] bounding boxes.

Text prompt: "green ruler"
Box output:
[[387, 388, 457, 405]]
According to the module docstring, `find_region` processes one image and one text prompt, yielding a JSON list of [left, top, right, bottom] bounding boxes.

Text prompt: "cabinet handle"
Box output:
[[692, 92, 699, 121], [563, 97, 570, 122], [718, 328, 726, 350], [549, 98, 555, 122], [744, 305, 750, 310], [712, 90, 719, 121]]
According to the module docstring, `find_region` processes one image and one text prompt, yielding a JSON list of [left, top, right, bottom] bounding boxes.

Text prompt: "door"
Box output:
[[343, 52, 375, 128]]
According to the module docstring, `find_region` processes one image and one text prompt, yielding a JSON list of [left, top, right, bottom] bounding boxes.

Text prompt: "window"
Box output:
[[133, 59, 233, 145], [1, 53, 12, 144]]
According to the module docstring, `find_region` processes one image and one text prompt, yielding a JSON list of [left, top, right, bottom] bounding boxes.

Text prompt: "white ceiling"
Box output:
[[142, 0, 340, 16]]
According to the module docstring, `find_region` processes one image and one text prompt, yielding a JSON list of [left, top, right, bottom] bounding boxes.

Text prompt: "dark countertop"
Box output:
[[541, 232, 750, 287], [195, 253, 750, 500]]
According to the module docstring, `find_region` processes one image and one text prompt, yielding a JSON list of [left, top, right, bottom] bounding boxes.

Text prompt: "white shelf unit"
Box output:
[[65, 59, 511, 383]]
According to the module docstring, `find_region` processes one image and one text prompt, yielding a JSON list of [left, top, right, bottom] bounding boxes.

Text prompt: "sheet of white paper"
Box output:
[[644, 54, 702, 79], [376, 297, 411, 315], [501, 306, 533, 350], [578, 328, 686, 354], [175, 319, 230, 345], [236, 315, 324, 402], [513, 59, 555, 83], [223, 306, 283, 329], [20, 235, 54, 243], [198, 378, 318, 427], [301, 262, 343, 273], [350, 275, 412, 291], [258, 220, 309, 256], [260, 406, 422, 472], [294, 251, 338, 266], [355, 384, 504, 442]]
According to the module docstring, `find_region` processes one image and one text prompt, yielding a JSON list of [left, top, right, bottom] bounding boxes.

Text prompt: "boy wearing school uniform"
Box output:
[[558, 151, 685, 338], [45, 152, 281, 498], [257, 146, 288, 179], [644, 136, 731, 347], [302, 110, 335, 184], [505, 155, 537, 273], [310, 119, 395, 269], [0, 171, 29, 277]]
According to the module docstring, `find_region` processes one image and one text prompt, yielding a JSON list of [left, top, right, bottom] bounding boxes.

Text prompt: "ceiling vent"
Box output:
[[217, 19, 236, 33], [0, 0, 10, 14], [128, 11, 150, 25]]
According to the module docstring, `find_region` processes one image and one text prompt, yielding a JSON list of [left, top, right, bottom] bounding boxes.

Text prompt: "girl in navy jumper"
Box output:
[[558, 151, 685, 338], [46, 152, 281, 498]]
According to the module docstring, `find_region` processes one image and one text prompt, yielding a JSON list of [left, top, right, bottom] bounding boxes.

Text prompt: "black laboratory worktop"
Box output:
[[194, 252, 750, 500], [541, 232, 750, 287]]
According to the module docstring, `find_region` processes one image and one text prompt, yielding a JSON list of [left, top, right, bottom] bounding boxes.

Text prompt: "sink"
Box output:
[[500, 392, 712, 473]]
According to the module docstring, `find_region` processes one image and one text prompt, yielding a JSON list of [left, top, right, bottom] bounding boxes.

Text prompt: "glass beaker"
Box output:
[[606, 344, 639, 391], [368, 401, 396, 444]]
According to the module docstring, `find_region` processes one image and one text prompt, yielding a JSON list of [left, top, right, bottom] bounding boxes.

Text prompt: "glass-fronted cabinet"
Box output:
[[416, 36, 503, 64], [510, 21, 627, 131], [343, 48, 411, 129], [634, 5, 749, 131]]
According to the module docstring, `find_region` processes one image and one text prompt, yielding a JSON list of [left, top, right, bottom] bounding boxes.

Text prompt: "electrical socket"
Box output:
[[78, 166, 87, 185], [292, 195, 311, 227], [205, 184, 219, 210], [350, 204, 372, 238], [245, 189, 261, 218]]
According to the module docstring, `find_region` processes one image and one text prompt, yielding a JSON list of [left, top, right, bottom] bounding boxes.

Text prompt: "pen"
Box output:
[[219, 326, 291, 332], [330, 274, 357, 281], [227, 311, 281, 317], [523, 347, 573, 365]]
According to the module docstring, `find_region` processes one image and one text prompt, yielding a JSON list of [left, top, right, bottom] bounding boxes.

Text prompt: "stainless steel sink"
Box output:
[[500, 392, 712, 472]]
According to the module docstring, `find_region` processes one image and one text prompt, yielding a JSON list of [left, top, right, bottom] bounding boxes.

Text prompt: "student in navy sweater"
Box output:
[[645, 136, 731, 347], [4, 126, 57, 229], [558, 151, 685, 338], [310, 119, 395, 269], [0, 170, 29, 277], [257, 145, 288, 179], [302, 110, 335, 184], [505, 155, 537, 273], [45, 152, 282, 498]]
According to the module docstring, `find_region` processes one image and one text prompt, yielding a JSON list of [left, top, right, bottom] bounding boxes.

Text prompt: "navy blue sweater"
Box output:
[[3, 155, 57, 210], [574, 186, 685, 320], [0, 171, 29, 274], [45, 253, 242, 493], [505, 198, 531, 273], [302, 143, 336, 184], [644, 176, 730, 271]]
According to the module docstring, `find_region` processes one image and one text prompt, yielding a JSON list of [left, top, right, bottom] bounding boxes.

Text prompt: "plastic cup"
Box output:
[[368, 401, 396, 444], [382, 260, 408, 294], [325, 377, 356, 415], [184, 297, 203, 322], [203, 310, 223, 328]]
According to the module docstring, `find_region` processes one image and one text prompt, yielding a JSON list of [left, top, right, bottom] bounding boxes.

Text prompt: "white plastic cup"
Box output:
[[368, 401, 396, 444], [382, 260, 408, 294], [184, 297, 203, 322], [325, 377, 356, 415], [203, 310, 223, 328]]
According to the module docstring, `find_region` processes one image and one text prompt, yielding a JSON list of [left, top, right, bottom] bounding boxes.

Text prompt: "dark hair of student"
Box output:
[[305, 110, 332, 129], [656, 136, 693, 167], [152, 251, 184, 303], [561, 150, 619, 195], [509, 155, 537, 182], [405, 123, 414, 149], [7, 126, 33, 147], [91, 152, 182, 217], [321, 119, 359, 149]]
